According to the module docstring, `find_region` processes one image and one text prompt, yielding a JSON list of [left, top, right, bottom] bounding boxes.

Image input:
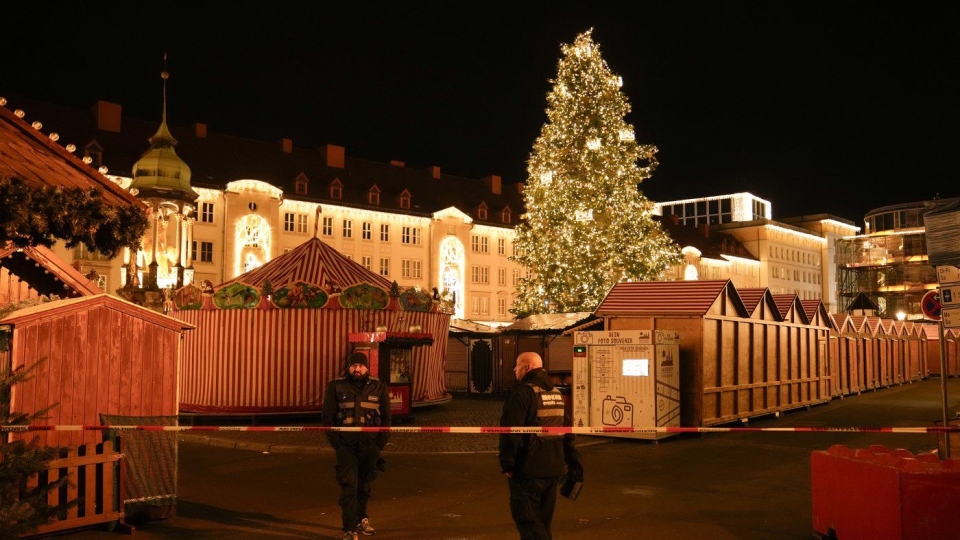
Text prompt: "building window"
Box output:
[[498, 267, 506, 286], [362, 256, 372, 271], [362, 222, 372, 240], [343, 219, 353, 238], [322, 217, 333, 236], [295, 179, 308, 195], [368, 188, 380, 206], [379, 257, 390, 276], [472, 265, 489, 284], [498, 298, 507, 316], [284, 212, 308, 233], [330, 180, 343, 199], [402, 226, 421, 245], [477, 206, 488, 220], [471, 235, 488, 253], [402, 259, 423, 279], [200, 202, 214, 223], [399, 190, 411, 209], [501, 208, 511, 224], [498, 238, 506, 255], [471, 296, 489, 315], [380, 224, 390, 242], [191, 240, 214, 263], [512, 269, 520, 286]]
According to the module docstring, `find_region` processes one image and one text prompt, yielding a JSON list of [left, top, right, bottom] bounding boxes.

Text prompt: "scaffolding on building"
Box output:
[[835, 231, 936, 319]]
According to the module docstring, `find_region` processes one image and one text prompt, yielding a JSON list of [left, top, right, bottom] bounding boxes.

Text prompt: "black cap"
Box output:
[[347, 352, 369, 368]]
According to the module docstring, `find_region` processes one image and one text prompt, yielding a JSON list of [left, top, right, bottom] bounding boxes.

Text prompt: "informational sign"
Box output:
[[572, 330, 680, 440], [937, 265, 960, 285], [941, 285, 960, 307], [943, 308, 960, 329], [921, 290, 942, 321]]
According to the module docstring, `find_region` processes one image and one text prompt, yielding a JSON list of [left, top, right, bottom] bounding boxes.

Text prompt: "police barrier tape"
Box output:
[[2, 425, 960, 435]]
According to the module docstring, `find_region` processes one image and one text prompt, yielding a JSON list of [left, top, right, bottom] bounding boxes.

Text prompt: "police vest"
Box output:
[[333, 379, 385, 427], [529, 384, 565, 438]]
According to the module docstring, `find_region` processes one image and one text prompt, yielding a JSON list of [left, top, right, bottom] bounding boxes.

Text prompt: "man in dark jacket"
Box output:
[[322, 352, 391, 540], [499, 352, 582, 540]]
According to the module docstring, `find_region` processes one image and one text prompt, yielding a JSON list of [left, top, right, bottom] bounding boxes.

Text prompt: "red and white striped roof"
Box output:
[[217, 237, 392, 291], [595, 279, 746, 317]]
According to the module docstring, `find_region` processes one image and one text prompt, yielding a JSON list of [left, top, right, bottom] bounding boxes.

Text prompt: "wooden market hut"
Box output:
[[172, 236, 451, 415], [594, 279, 832, 427], [446, 318, 501, 393], [498, 312, 600, 390], [1, 294, 194, 448]]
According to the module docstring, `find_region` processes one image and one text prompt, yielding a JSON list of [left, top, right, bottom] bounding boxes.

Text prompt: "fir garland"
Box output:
[[0, 176, 148, 258]]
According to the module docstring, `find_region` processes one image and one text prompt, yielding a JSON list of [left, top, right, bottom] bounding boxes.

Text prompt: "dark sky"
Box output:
[[5, 2, 959, 224]]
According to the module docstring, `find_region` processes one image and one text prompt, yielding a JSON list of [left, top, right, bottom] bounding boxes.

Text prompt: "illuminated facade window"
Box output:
[[402, 259, 422, 279], [322, 217, 333, 236], [362, 222, 372, 240], [498, 267, 506, 286], [402, 226, 421, 245], [498, 297, 507, 316], [200, 202, 214, 223], [342, 219, 353, 238], [498, 238, 506, 255], [191, 240, 214, 263], [472, 265, 489, 284], [380, 224, 390, 242], [471, 235, 488, 253], [512, 269, 520, 286], [361, 256, 372, 271], [379, 257, 390, 276]]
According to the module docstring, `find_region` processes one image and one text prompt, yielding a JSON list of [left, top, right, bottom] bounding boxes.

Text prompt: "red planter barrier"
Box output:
[[811, 444, 960, 540]]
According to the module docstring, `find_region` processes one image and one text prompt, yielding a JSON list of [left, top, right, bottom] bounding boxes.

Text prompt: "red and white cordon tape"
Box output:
[[2, 425, 959, 435]]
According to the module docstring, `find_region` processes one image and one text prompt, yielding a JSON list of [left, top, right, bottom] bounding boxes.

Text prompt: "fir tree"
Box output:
[[0, 358, 74, 539], [511, 29, 680, 317]]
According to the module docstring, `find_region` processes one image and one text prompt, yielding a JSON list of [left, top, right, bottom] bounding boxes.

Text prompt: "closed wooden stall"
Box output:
[[597, 280, 830, 427], [1, 294, 192, 447]]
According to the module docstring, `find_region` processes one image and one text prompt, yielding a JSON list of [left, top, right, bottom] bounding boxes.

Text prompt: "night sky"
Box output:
[[5, 2, 959, 224]]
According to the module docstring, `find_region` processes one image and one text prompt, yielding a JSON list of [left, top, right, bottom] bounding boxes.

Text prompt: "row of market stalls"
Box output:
[[449, 279, 955, 428]]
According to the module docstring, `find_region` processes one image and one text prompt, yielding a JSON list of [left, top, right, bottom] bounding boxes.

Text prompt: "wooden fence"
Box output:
[[23, 440, 124, 537]]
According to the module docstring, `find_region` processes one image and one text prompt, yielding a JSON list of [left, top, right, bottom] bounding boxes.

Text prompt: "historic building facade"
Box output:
[[8, 97, 526, 324]]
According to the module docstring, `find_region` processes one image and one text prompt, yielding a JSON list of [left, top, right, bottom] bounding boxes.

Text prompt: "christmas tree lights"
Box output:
[[510, 29, 680, 317]]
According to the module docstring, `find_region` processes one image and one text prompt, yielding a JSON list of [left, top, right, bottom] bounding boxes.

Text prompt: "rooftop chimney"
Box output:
[[482, 175, 502, 195], [428, 165, 441, 179], [281, 138, 293, 153], [320, 144, 345, 168], [195, 122, 207, 138], [390, 160, 405, 167], [92, 100, 121, 133]]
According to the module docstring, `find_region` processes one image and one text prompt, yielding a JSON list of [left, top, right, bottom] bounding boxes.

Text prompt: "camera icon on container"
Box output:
[[601, 395, 633, 426]]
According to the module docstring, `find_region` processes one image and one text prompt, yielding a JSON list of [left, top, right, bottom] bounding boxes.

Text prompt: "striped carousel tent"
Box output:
[[172, 237, 450, 414]]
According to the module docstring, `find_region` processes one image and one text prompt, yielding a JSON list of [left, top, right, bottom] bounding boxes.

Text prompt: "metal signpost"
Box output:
[[925, 199, 960, 459]]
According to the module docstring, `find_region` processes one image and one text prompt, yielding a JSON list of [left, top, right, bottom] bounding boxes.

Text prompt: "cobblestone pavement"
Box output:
[[179, 393, 605, 454]]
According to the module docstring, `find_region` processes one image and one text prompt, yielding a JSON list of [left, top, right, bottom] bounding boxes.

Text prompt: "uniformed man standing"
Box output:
[[322, 352, 391, 540], [499, 352, 582, 540]]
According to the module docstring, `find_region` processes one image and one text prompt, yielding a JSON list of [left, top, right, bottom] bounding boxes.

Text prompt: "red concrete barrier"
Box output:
[[811, 444, 960, 540]]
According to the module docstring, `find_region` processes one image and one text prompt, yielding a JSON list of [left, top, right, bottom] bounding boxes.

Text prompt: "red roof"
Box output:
[[0, 104, 145, 209], [737, 288, 769, 313], [217, 236, 392, 291], [0, 242, 102, 299], [595, 279, 746, 317]]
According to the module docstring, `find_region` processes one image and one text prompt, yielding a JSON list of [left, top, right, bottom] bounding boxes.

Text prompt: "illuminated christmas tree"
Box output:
[[511, 29, 680, 317]]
